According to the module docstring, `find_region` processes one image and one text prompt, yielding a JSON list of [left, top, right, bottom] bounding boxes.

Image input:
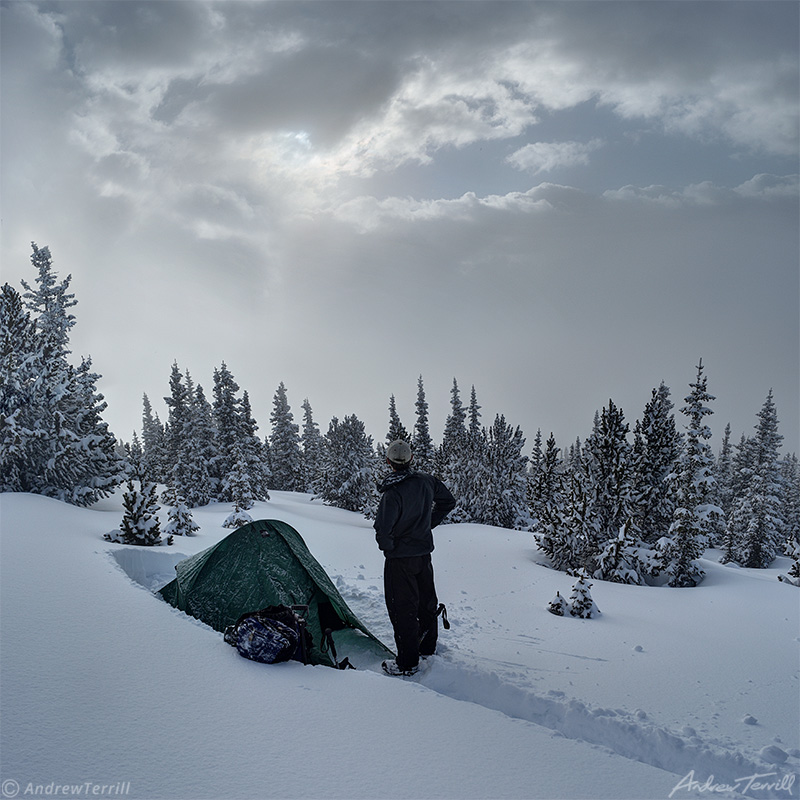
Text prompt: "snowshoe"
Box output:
[[381, 660, 419, 677]]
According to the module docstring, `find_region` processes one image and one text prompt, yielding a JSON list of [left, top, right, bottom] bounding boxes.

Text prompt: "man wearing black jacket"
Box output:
[[374, 440, 456, 676]]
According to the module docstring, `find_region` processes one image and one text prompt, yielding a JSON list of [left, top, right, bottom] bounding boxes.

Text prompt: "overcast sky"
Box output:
[[2, 0, 798, 456]]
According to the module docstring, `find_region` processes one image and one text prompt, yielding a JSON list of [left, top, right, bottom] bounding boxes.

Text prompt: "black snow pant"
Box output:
[[383, 554, 438, 671]]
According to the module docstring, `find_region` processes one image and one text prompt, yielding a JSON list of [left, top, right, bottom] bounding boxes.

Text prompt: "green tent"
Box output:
[[158, 519, 393, 667]]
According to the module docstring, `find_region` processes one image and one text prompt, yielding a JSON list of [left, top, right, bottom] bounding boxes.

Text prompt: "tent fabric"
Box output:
[[158, 519, 392, 667]]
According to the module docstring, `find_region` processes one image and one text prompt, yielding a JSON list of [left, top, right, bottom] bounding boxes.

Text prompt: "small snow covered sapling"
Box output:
[[163, 491, 199, 537], [547, 591, 568, 616], [569, 571, 600, 618], [222, 508, 253, 529], [223, 445, 255, 530], [105, 480, 171, 546]]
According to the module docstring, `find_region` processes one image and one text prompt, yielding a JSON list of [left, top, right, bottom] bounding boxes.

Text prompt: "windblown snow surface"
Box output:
[[1, 491, 797, 800]]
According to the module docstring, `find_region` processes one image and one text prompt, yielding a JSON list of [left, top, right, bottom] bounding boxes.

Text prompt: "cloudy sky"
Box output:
[[2, 0, 798, 456]]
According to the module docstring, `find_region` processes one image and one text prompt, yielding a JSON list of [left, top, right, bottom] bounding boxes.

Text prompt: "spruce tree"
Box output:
[[780, 454, 800, 557], [528, 429, 544, 523], [11, 244, 122, 505], [182, 381, 217, 507], [595, 522, 643, 584], [569, 571, 599, 618], [547, 591, 568, 616], [21, 243, 76, 358], [162, 363, 195, 504], [667, 507, 706, 587], [317, 415, 378, 515], [68, 356, 121, 505], [551, 471, 600, 573], [243, 391, 271, 500], [716, 423, 734, 522], [377, 393, 409, 478], [665, 361, 720, 587], [632, 383, 681, 545], [439, 378, 467, 476], [386, 394, 409, 444], [473, 414, 530, 530], [567, 437, 584, 472], [21, 244, 77, 499], [530, 432, 561, 531], [438, 379, 471, 520], [583, 399, 636, 575], [269, 382, 302, 492], [450, 386, 488, 523], [222, 440, 256, 529], [106, 479, 165, 546], [729, 433, 755, 510], [0, 284, 40, 492], [162, 485, 200, 537], [300, 398, 323, 494], [141, 394, 168, 484], [412, 375, 435, 474], [212, 362, 243, 500], [467, 385, 482, 441], [726, 390, 784, 568], [532, 434, 569, 565], [128, 431, 144, 473]]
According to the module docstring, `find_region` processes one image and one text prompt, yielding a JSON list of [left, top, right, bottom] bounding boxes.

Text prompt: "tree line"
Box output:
[[2, 243, 798, 586]]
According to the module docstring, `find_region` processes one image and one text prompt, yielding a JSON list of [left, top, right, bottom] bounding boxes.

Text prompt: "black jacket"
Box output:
[[374, 470, 456, 558]]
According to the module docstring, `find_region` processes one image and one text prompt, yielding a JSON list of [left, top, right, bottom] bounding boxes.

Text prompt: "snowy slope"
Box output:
[[1, 491, 797, 800]]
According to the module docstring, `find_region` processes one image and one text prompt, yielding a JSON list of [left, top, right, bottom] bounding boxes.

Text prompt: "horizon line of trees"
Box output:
[[2, 243, 798, 586], [128, 358, 800, 586]]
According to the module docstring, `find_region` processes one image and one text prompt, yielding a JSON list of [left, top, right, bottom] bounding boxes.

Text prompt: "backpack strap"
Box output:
[[321, 628, 356, 670], [291, 605, 311, 665]]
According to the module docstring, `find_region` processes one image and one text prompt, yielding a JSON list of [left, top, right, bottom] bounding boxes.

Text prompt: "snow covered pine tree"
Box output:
[[666, 361, 722, 587], [106, 479, 169, 546], [569, 572, 600, 618], [725, 390, 785, 568], [2, 244, 123, 504]]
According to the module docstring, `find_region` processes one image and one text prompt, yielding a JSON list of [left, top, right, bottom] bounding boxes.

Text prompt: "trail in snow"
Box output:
[[113, 545, 796, 800], [330, 577, 797, 800]]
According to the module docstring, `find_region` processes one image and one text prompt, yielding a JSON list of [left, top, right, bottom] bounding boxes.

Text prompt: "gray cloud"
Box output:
[[1, 0, 797, 453], [196, 46, 401, 146]]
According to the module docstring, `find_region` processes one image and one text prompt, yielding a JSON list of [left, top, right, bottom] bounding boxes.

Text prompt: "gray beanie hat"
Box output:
[[386, 440, 413, 465]]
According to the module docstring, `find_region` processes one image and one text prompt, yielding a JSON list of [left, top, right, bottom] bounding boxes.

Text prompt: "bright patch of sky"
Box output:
[[349, 98, 797, 202]]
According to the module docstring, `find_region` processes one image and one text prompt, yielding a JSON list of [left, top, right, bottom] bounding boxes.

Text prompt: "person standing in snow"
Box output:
[[374, 440, 456, 676]]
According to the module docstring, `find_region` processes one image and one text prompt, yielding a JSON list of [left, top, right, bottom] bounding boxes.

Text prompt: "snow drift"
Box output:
[[1, 491, 797, 799]]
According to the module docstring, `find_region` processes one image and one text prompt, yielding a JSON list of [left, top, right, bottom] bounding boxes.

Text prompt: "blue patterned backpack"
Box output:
[[224, 605, 310, 664]]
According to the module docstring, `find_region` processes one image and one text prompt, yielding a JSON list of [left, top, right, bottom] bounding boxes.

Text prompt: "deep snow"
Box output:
[[1, 490, 797, 800]]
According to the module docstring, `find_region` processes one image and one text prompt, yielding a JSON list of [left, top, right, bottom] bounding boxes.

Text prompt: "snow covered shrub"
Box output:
[[569, 572, 600, 618], [547, 591, 568, 616], [105, 480, 170, 546], [222, 507, 253, 530], [163, 489, 199, 537]]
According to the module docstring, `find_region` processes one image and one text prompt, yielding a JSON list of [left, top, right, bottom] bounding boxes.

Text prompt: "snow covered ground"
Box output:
[[1, 490, 798, 800]]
